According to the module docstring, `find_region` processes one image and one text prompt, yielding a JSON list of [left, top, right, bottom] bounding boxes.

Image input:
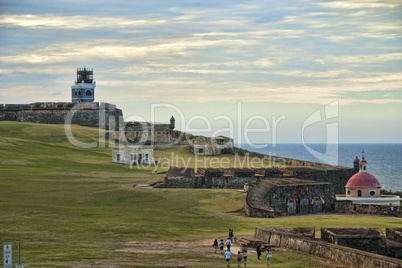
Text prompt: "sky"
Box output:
[[0, 0, 401, 144]]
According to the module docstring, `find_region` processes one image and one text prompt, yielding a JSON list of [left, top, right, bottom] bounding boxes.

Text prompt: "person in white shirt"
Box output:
[[226, 237, 232, 251], [225, 249, 232, 267]]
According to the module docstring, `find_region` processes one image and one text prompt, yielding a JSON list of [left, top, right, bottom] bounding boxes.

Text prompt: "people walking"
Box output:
[[266, 248, 272, 266], [256, 243, 261, 260], [242, 250, 248, 267], [236, 251, 242, 267], [213, 239, 218, 254], [225, 249, 232, 267], [226, 237, 233, 251], [220, 239, 225, 254]]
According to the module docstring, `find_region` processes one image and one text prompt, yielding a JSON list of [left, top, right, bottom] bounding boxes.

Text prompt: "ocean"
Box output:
[[240, 143, 402, 192]]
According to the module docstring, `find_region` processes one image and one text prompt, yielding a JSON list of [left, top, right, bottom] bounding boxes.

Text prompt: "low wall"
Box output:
[[335, 200, 402, 218], [321, 228, 386, 255], [387, 228, 402, 244], [254, 228, 402, 268]]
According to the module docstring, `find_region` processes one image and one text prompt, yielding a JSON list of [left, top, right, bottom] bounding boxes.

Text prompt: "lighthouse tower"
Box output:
[[71, 67, 95, 102]]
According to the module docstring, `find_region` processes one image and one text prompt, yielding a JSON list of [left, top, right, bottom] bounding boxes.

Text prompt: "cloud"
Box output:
[[271, 69, 351, 78], [315, 53, 402, 64], [317, 0, 400, 9], [347, 73, 402, 83], [0, 37, 258, 64], [0, 14, 166, 29]]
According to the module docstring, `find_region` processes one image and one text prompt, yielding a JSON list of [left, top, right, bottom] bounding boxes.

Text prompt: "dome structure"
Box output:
[[345, 172, 381, 188], [336, 152, 401, 206], [344, 153, 381, 198]]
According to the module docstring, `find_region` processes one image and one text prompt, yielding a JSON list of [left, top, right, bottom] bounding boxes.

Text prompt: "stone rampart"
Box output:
[[235, 151, 355, 194], [0, 102, 123, 130], [157, 167, 264, 189], [245, 179, 334, 218], [254, 227, 402, 268], [335, 200, 402, 218]]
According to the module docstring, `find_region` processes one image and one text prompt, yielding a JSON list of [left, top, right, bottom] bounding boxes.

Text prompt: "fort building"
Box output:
[[245, 178, 334, 217], [0, 68, 179, 141], [190, 136, 234, 155], [112, 145, 154, 165], [336, 152, 401, 206], [113, 121, 176, 146]]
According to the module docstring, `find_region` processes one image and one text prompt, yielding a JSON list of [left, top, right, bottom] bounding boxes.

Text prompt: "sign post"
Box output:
[[15, 244, 24, 268], [3, 243, 12, 268]]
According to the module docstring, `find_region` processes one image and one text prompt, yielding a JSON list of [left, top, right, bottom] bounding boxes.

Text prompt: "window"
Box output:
[[364, 166, 366, 170], [78, 90, 81, 96], [198, 148, 204, 154], [358, 190, 362, 197], [117, 154, 121, 161], [347, 190, 351, 196], [369, 190, 376, 196], [86, 90, 92, 96], [74, 91, 77, 96]]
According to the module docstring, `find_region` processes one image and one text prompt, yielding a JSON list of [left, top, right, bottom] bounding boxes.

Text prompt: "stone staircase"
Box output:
[[245, 180, 275, 217]]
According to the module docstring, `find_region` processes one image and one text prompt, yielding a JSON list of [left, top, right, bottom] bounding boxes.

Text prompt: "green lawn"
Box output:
[[0, 122, 400, 267]]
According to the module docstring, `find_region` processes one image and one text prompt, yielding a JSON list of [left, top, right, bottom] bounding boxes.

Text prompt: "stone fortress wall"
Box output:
[[0, 102, 123, 130], [254, 227, 402, 266], [0, 102, 177, 144], [245, 178, 335, 218], [335, 199, 402, 217], [159, 161, 356, 195]]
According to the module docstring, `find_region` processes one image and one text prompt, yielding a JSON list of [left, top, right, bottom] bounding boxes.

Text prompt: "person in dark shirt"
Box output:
[[256, 243, 261, 260]]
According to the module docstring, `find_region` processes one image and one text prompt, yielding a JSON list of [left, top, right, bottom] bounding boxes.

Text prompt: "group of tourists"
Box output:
[[213, 229, 272, 267]]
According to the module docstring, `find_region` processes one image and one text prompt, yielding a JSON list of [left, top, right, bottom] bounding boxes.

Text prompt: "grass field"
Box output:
[[0, 122, 400, 267]]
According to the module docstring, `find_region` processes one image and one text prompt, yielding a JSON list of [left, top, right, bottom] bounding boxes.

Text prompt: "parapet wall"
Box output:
[[321, 228, 386, 255], [335, 200, 402, 218], [254, 227, 402, 268], [0, 102, 123, 130]]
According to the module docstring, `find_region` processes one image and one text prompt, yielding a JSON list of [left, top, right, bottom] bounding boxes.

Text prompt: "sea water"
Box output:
[[240, 143, 402, 192]]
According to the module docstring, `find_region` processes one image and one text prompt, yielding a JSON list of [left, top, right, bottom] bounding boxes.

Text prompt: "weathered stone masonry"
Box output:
[[254, 227, 402, 267], [245, 178, 334, 217], [0, 102, 123, 130]]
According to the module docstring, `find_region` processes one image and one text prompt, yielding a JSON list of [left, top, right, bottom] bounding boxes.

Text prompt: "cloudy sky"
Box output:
[[0, 0, 401, 144]]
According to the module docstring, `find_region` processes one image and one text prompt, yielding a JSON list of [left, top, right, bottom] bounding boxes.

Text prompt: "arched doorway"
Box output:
[[288, 201, 295, 215], [314, 198, 322, 213], [300, 197, 309, 214]]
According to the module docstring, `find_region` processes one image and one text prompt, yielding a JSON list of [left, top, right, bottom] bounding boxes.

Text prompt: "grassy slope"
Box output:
[[0, 122, 400, 267]]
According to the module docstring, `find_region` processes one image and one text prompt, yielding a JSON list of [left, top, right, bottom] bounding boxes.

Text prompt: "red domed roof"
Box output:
[[345, 172, 381, 188], [360, 158, 367, 163]]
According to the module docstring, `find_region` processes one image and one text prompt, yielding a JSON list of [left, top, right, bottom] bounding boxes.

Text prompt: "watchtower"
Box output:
[[71, 67, 95, 102], [353, 156, 360, 173], [170, 116, 175, 130]]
